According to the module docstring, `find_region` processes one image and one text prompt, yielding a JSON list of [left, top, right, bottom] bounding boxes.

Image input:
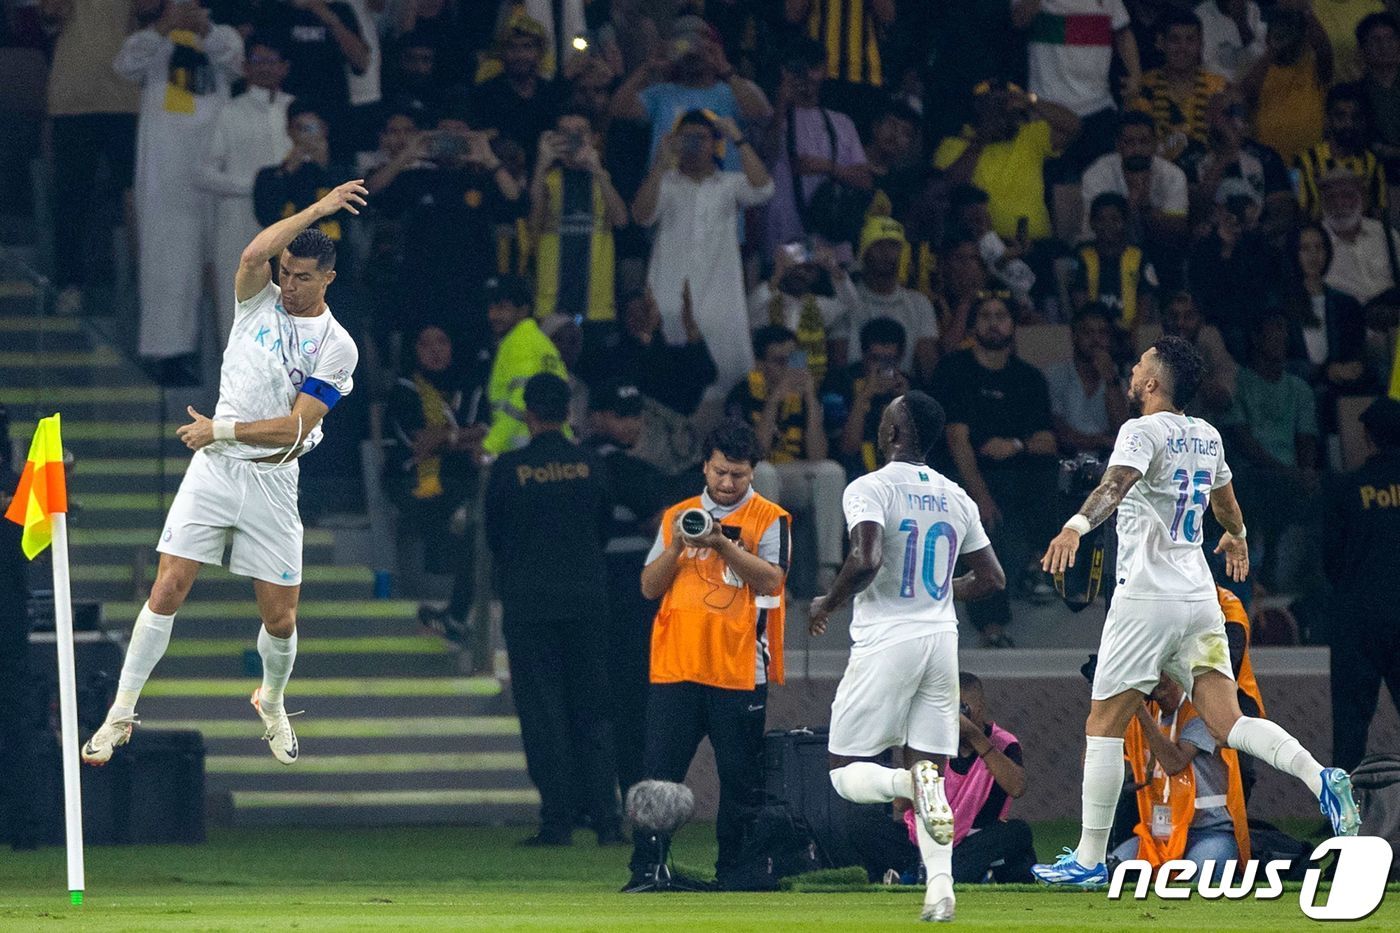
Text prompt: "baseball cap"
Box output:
[[1214, 176, 1262, 207], [482, 274, 531, 308], [859, 215, 908, 258], [591, 381, 644, 417]]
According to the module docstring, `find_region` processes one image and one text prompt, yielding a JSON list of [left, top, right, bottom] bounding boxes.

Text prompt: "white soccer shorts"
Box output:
[[1092, 595, 1234, 700], [157, 448, 303, 586], [828, 630, 959, 758]]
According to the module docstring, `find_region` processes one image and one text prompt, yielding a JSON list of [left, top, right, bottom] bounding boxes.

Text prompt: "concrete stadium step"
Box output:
[[69, 526, 337, 564], [68, 457, 186, 495], [155, 641, 462, 679], [71, 563, 376, 603], [225, 791, 539, 827], [0, 314, 95, 355], [98, 613, 428, 640], [208, 755, 531, 783], [136, 688, 514, 723], [100, 598, 420, 624], [11, 420, 187, 458], [158, 715, 522, 743], [183, 733, 525, 759]]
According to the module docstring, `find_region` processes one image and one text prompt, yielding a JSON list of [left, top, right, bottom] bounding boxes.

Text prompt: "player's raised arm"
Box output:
[[1209, 481, 1250, 582], [808, 521, 882, 635], [1041, 464, 1143, 575], [235, 179, 368, 301]]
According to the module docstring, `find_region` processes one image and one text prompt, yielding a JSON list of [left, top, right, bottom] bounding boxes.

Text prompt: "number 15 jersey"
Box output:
[[842, 461, 990, 655], [1108, 412, 1232, 601]]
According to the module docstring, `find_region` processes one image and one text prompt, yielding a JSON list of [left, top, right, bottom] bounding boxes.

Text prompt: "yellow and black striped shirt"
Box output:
[[1296, 142, 1388, 220], [1132, 68, 1228, 160], [807, 0, 882, 88]]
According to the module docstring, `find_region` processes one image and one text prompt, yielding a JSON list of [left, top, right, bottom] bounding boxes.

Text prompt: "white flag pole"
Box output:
[[49, 511, 85, 905]]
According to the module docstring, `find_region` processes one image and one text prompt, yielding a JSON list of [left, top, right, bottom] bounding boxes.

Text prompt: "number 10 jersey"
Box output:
[[1108, 411, 1233, 602], [841, 461, 990, 655]]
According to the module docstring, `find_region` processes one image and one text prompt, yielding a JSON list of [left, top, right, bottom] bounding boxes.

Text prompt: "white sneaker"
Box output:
[[921, 875, 956, 922], [911, 760, 955, 845], [81, 715, 137, 765], [251, 688, 301, 764]]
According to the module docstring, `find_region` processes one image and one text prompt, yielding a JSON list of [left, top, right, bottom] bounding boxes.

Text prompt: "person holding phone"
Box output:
[[253, 100, 349, 244], [726, 325, 847, 590]]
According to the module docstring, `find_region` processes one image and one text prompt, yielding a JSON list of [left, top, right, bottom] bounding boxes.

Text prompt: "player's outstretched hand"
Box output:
[[809, 595, 831, 636], [1041, 527, 1081, 575], [177, 406, 215, 451], [1214, 530, 1249, 582], [318, 179, 369, 217]]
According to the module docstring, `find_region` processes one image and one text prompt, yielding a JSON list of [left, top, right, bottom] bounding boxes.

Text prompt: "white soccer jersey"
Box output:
[[1108, 412, 1232, 601], [212, 281, 358, 460], [842, 461, 990, 654]]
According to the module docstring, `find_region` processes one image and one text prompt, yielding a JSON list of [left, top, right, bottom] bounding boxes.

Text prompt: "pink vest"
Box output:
[[904, 723, 1017, 847]]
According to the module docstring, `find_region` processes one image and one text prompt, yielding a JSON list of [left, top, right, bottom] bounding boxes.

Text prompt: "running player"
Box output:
[[1032, 336, 1360, 888], [82, 180, 367, 767], [809, 391, 1007, 923]]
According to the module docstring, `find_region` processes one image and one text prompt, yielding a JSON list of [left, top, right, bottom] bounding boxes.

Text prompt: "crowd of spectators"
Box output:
[[13, 0, 1400, 645]]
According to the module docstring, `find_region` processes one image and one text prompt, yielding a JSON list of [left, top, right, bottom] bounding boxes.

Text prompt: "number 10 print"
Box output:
[[898, 519, 959, 599]]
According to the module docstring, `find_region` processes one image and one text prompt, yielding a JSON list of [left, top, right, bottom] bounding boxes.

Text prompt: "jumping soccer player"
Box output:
[[82, 180, 367, 767], [810, 391, 1007, 923], [1032, 336, 1360, 888]]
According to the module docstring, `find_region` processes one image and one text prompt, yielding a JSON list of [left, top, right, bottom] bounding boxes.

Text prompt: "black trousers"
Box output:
[[501, 608, 620, 833], [965, 459, 1058, 631], [50, 113, 136, 289], [630, 680, 768, 873], [1330, 621, 1400, 772], [604, 550, 655, 795], [0, 598, 37, 847], [952, 819, 1037, 884]]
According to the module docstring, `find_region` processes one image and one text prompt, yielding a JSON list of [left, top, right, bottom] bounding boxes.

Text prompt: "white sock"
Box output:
[[1226, 716, 1324, 798], [913, 807, 953, 897], [1076, 735, 1124, 868], [257, 627, 297, 713], [110, 602, 176, 720], [829, 762, 914, 803]]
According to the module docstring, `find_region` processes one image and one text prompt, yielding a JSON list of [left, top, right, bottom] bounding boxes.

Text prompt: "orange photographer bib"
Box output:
[[1217, 586, 1266, 717], [650, 494, 789, 691]]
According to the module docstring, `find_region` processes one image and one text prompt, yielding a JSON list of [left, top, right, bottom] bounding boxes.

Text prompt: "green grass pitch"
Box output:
[[0, 823, 1395, 931]]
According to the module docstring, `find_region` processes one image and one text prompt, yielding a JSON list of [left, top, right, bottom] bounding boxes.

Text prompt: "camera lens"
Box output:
[[679, 508, 712, 538]]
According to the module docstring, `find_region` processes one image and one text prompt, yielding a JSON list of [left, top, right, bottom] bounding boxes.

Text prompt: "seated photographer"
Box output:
[[726, 326, 846, 590], [627, 420, 790, 890], [382, 325, 486, 643], [1110, 672, 1252, 881]]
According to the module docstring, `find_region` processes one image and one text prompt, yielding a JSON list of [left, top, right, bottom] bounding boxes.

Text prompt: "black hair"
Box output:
[[1089, 191, 1130, 221], [872, 98, 922, 128], [1072, 303, 1113, 328], [1326, 82, 1369, 115], [1356, 11, 1400, 47], [902, 390, 946, 460], [859, 317, 908, 355], [286, 229, 337, 271], [287, 98, 326, 124], [1152, 335, 1205, 409], [246, 31, 287, 58], [958, 670, 983, 692], [702, 418, 762, 467], [523, 372, 571, 423], [781, 36, 827, 73], [1117, 109, 1157, 135], [949, 183, 991, 211], [1158, 7, 1203, 34], [752, 324, 798, 360], [381, 103, 425, 131], [1287, 220, 1334, 279], [556, 106, 595, 129]]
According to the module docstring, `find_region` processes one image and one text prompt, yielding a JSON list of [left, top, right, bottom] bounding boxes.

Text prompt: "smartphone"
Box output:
[[571, 34, 589, 52]]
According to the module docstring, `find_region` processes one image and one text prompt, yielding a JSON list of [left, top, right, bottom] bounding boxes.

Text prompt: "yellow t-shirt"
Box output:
[[1254, 52, 1326, 163], [1314, 0, 1386, 83], [934, 119, 1056, 242]]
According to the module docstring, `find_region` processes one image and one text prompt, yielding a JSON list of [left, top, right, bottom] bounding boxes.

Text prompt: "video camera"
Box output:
[[1055, 453, 1111, 612]]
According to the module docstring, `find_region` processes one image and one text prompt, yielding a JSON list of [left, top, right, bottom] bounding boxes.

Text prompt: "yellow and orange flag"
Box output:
[[4, 413, 67, 559]]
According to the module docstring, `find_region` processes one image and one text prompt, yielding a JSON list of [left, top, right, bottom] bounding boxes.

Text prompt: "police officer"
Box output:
[[1324, 396, 1400, 771], [483, 373, 621, 845], [585, 382, 670, 796]]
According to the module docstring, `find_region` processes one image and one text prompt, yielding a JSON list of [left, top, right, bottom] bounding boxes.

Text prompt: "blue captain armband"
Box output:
[[300, 377, 343, 409]]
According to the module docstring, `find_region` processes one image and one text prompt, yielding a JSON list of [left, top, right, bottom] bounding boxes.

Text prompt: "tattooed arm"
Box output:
[[1041, 464, 1142, 574]]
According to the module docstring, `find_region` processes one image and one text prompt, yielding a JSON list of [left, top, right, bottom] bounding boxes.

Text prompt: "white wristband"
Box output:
[[1063, 514, 1092, 536], [212, 420, 236, 442], [1233, 524, 1247, 540]]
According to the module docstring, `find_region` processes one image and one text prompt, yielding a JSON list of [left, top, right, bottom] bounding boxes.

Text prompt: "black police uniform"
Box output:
[[585, 435, 669, 796], [1324, 412, 1400, 772], [483, 429, 620, 840]]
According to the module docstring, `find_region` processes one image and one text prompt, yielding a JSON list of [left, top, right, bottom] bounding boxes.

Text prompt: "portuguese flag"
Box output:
[[5, 413, 68, 559], [1029, 11, 1115, 47]]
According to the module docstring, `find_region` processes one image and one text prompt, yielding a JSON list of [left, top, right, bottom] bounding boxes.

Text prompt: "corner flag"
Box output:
[[4, 412, 68, 558]]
